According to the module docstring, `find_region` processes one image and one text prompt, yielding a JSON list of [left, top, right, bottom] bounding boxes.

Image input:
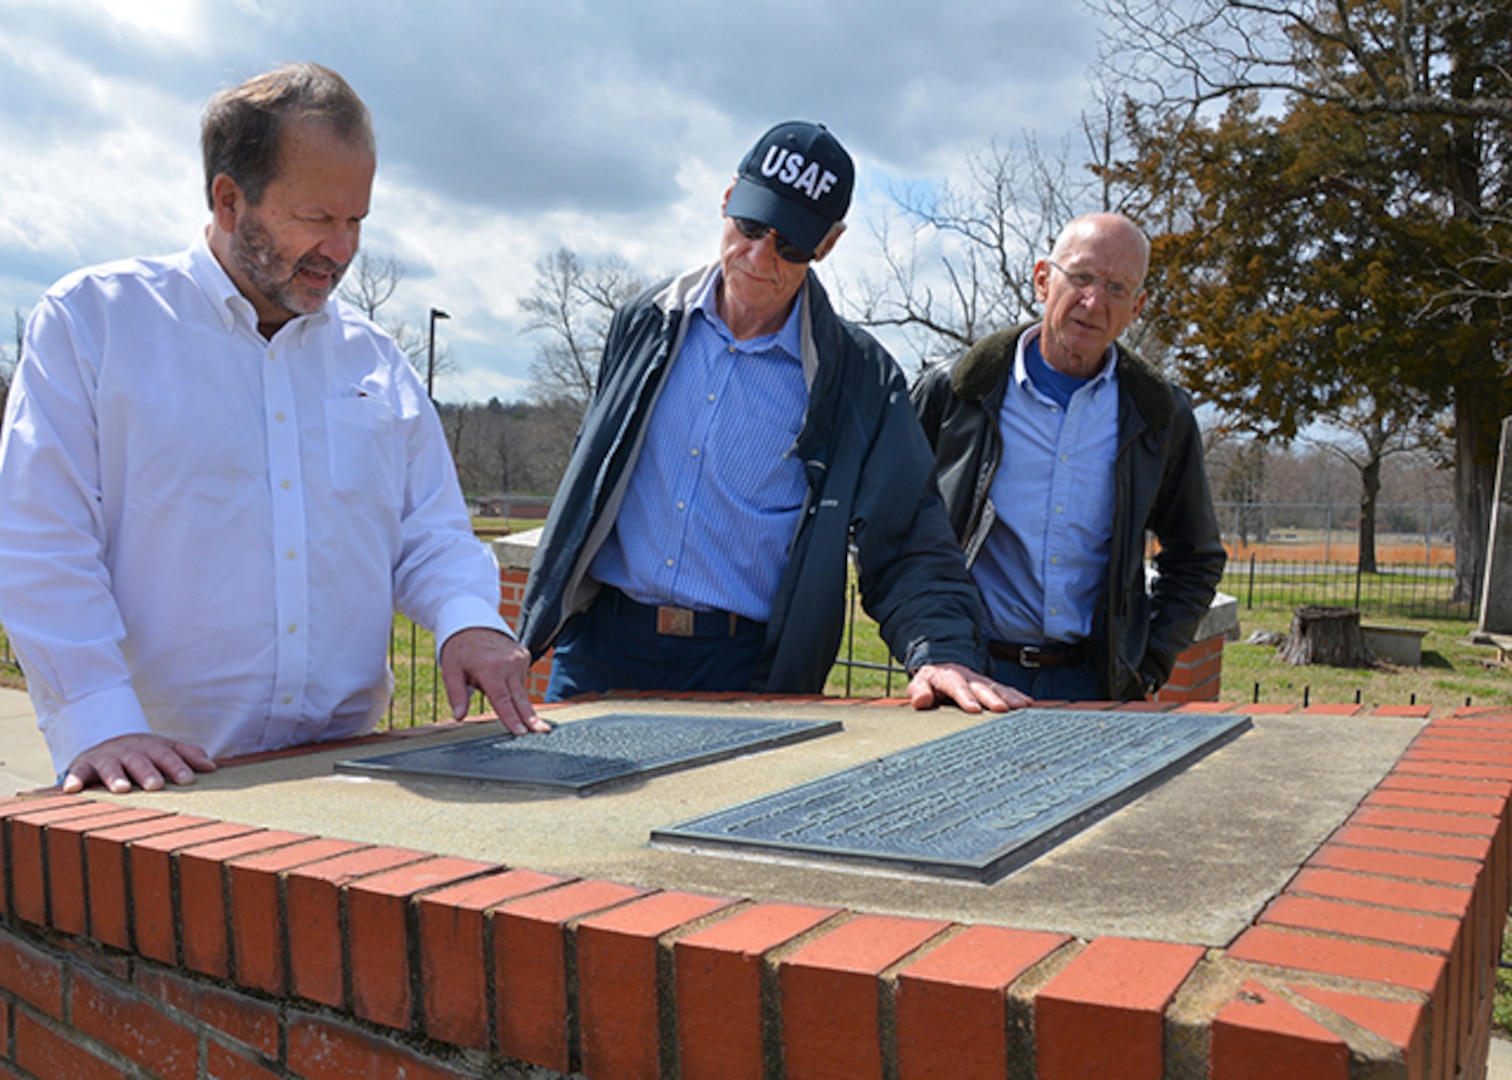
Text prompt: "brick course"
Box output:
[[0, 702, 1507, 1079]]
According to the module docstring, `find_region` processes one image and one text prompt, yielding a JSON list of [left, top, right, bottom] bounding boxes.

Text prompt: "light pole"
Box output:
[[427, 307, 450, 402]]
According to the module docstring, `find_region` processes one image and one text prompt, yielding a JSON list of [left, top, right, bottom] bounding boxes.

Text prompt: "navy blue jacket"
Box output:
[[519, 264, 988, 692]]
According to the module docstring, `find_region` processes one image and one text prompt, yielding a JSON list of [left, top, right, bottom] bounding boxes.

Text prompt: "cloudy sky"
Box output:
[[0, 0, 1105, 402]]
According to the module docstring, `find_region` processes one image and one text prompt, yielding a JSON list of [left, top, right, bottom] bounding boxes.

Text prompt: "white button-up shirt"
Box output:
[[0, 234, 509, 771]]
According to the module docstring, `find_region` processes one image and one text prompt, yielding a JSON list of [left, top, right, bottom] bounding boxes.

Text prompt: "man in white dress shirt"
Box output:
[[0, 62, 548, 795]]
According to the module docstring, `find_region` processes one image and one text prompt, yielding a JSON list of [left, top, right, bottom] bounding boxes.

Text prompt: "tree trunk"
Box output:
[[1453, 386, 1498, 603], [1278, 605, 1374, 668], [1359, 454, 1380, 574]]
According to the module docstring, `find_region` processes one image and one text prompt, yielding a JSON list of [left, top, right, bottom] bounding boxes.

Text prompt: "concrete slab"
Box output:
[[1494, 1037, 1512, 1080], [0, 688, 53, 796], [63, 697, 1426, 947]]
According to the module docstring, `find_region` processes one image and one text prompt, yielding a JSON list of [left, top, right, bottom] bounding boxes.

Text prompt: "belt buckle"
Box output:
[[656, 606, 695, 637], [1019, 645, 1045, 669]]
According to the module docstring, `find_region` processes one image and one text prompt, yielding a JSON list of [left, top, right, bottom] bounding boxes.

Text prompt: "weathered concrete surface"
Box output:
[[2, 695, 1425, 947]]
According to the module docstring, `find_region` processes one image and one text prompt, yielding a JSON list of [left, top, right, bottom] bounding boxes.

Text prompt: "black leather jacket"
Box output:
[[911, 324, 1225, 699], [520, 264, 989, 692]]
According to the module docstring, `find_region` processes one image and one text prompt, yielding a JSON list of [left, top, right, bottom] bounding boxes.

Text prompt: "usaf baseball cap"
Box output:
[[726, 121, 855, 258]]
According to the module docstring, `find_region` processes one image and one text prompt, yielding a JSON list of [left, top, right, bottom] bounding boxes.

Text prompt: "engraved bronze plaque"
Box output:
[[335, 712, 841, 795], [652, 709, 1251, 882]]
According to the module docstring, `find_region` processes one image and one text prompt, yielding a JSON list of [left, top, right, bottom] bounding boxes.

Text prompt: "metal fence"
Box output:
[[1222, 554, 1478, 622], [0, 545, 1477, 731]]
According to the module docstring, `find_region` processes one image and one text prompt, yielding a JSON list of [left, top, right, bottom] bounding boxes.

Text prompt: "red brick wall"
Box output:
[[3, 700, 1508, 1079], [499, 565, 553, 700], [1157, 632, 1226, 703]]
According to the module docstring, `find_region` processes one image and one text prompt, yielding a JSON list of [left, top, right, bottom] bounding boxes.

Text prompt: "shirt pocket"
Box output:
[[717, 410, 808, 513], [324, 397, 404, 506]]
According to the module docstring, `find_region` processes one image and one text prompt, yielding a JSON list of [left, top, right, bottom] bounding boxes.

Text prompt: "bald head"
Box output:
[[1051, 213, 1150, 286], [1034, 212, 1150, 378]]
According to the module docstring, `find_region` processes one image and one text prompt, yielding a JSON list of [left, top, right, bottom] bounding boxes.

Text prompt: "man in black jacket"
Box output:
[[520, 121, 1026, 713], [912, 213, 1225, 701]]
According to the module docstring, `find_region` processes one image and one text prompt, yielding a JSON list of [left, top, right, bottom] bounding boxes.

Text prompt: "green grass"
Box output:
[[1499, 918, 1512, 1036], [385, 614, 508, 730], [824, 586, 1510, 712], [1219, 609, 1511, 712], [472, 516, 548, 536]]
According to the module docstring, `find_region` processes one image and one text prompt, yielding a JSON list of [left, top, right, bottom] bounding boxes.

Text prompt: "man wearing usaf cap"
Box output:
[[520, 121, 1027, 715]]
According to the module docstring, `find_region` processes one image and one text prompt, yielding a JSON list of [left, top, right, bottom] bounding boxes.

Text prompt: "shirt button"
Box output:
[[707, 393, 716, 402], [676, 501, 686, 511], [1051, 556, 1059, 565], [727, 345, 737, 354], [1055, 506, 1063, 514], [275, 412, 287, 423], [690, 447, 700, 457], [286, 623, 298, 634], [267, 349, 276, 361], [282, 694, 294, 705], [280, 479, 292, 490], [285, 549, 297, 561], [665, 557, 675, 567]]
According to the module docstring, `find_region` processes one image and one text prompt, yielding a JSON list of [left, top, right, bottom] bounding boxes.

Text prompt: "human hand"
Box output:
[[439, 627, 552, 736], [63, 733, 217, 795], [906, 662, 1031, 714]]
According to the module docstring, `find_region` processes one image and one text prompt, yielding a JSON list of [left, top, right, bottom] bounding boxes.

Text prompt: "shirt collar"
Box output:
[[187, 228, 331, 340], [692, 267, 804, 362], [1012, 322, 1118, 391]]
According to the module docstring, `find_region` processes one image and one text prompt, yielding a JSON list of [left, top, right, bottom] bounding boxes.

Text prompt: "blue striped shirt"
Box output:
[[971, 325, 1119, 645], [589, 271, 809, 620]]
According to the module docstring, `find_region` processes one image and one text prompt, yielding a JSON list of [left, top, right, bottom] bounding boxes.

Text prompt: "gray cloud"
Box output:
[[167, 0, 1097, 215], [0, 0, 1104, 393]]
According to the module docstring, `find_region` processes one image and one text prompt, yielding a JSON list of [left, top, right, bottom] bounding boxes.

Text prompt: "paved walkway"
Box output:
[[1494, 1037, 1512, 1079], [0, 687, 52, 796]]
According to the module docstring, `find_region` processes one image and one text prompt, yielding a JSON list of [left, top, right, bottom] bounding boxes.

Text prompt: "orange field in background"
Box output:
[[1220, 540, 1455, 567]]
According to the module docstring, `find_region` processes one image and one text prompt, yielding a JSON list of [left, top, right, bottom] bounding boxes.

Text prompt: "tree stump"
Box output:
[[1278, 605, 1375, 668]]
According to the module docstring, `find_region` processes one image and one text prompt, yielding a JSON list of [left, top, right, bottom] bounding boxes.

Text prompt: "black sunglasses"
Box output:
[[731, 217, 813, 264]]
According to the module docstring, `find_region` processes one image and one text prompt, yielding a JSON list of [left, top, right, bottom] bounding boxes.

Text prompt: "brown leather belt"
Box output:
[[599, 585, 747, 639], [654, 604, 739, 638], [987, 641, 1087, 669]]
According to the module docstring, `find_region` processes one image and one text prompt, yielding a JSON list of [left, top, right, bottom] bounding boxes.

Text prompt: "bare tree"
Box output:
[[338, 251, 457, 382], [845, 99, 1158, 371], [1096, 0, 1511, 123], [520, 248, 646, 412], [1305, 400, 1444, 572], [447, 398, 583, 497], [848, 137, 1083, 367]]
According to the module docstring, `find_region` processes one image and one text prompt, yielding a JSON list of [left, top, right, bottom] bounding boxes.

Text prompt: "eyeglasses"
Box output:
[[731, 217, 812, 264], [1046, 259, 1139, 303]]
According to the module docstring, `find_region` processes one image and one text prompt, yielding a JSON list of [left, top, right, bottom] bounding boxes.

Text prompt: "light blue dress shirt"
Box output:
[[589, 270, 809, 621], [971, 325, 1119, 645]]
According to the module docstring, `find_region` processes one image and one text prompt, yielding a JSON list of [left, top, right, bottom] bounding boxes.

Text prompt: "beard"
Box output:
[[231, 209, 349, 319]]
